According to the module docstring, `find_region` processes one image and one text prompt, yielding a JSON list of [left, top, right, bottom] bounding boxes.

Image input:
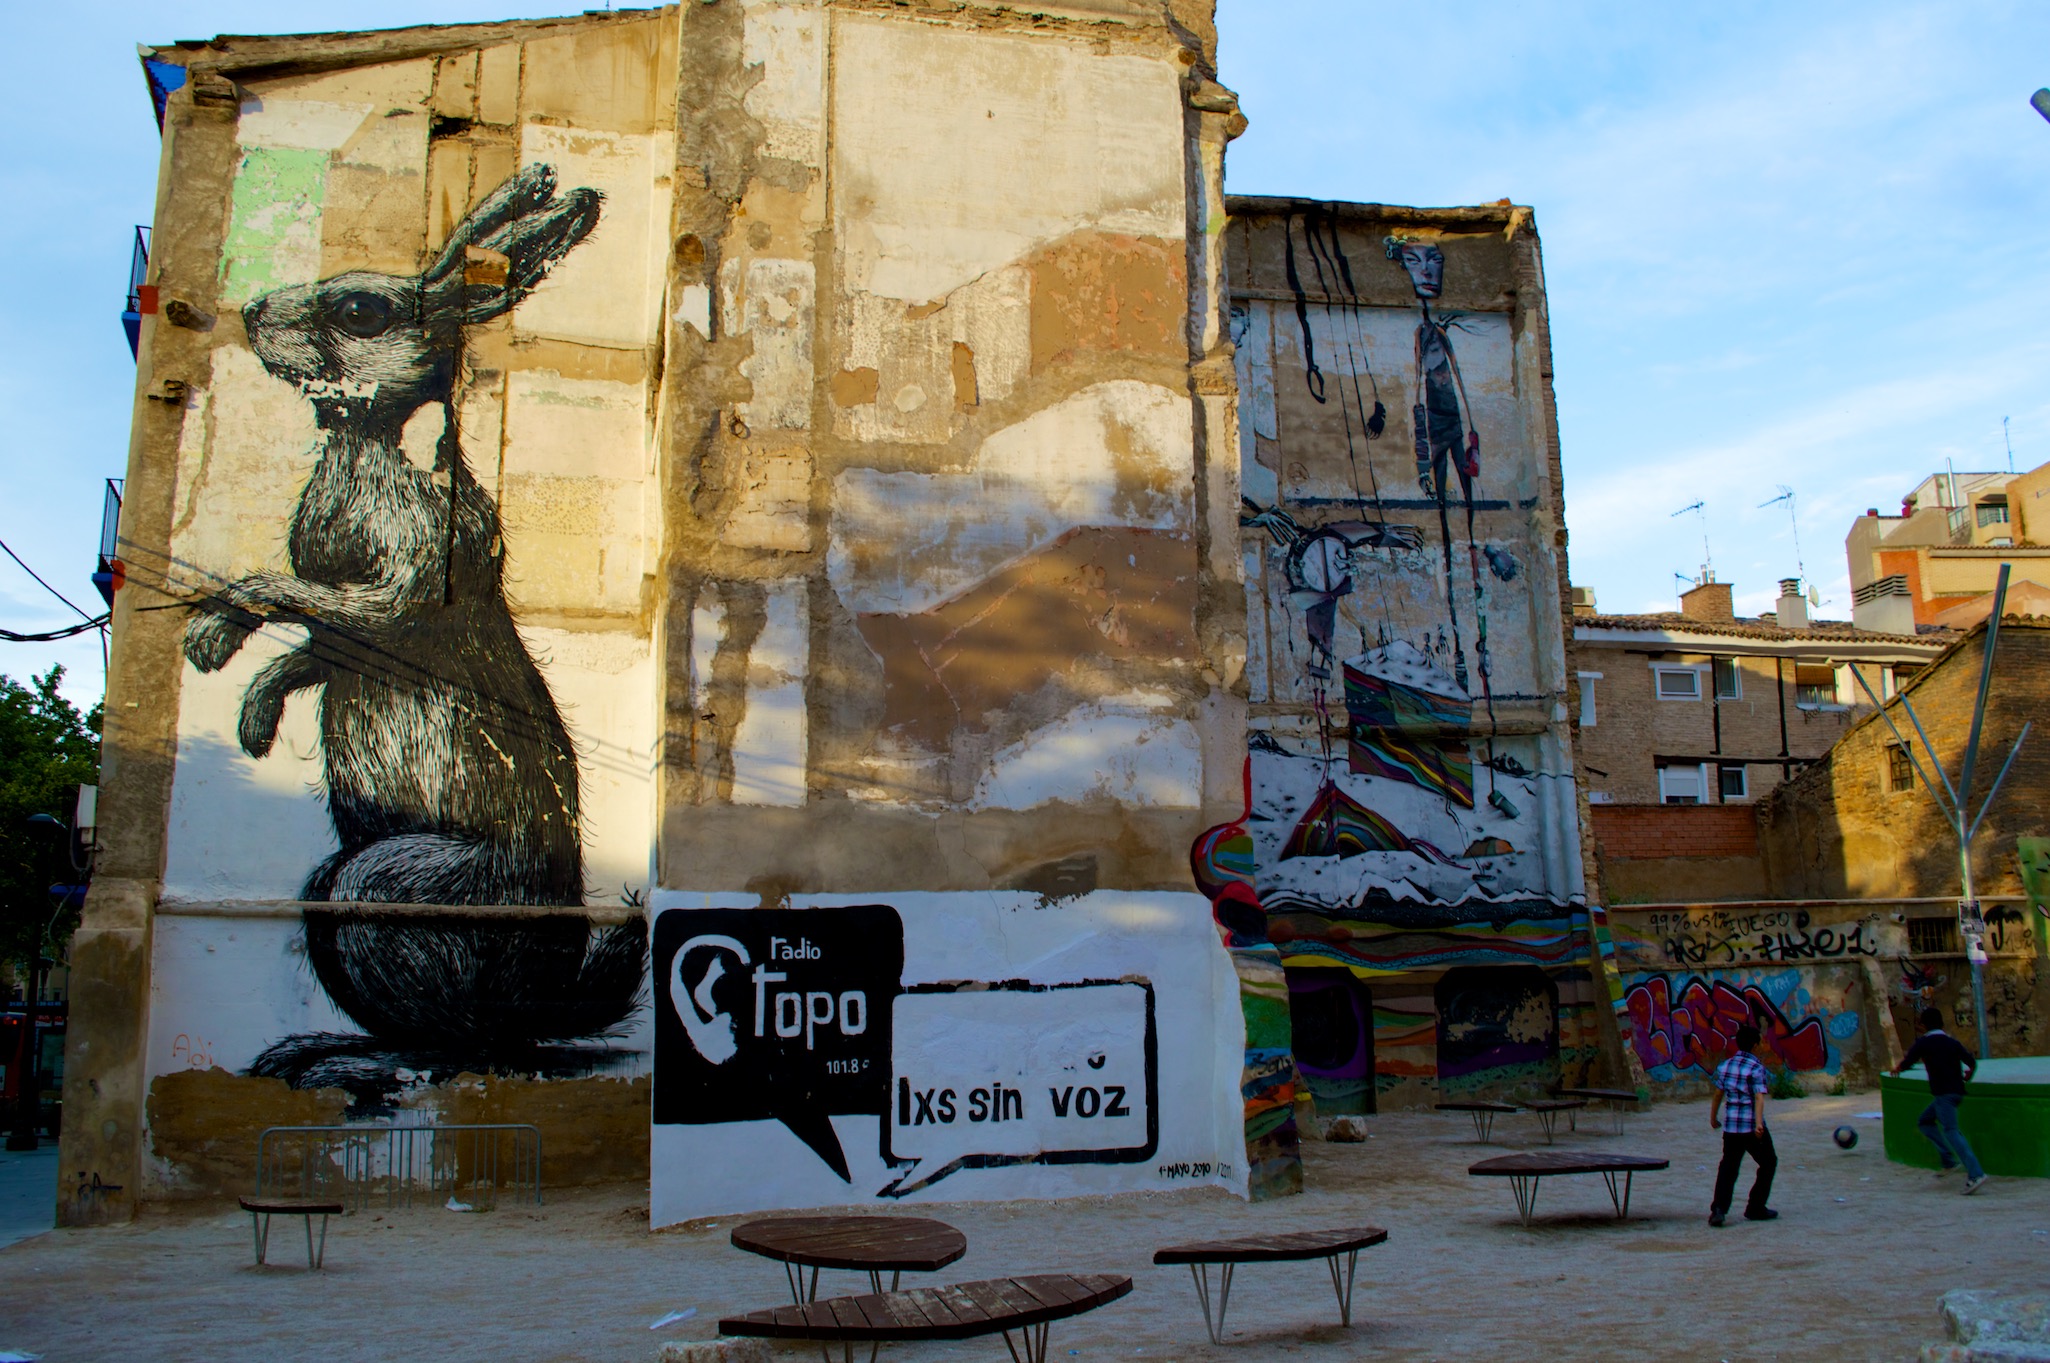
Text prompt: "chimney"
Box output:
[[1776, 577, 1809, 630], [1680, 580, 1734, 622]]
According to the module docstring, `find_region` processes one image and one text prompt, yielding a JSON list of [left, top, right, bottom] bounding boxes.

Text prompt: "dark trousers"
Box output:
[[1711, 1127, 1777, 1215]]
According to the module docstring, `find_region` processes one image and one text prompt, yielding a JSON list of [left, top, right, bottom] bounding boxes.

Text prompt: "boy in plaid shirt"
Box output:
[[1707, 1023, 1778, 1226]]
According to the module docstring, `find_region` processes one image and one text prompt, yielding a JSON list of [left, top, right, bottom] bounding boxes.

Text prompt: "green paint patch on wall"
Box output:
[[221, 146, 329, 305]]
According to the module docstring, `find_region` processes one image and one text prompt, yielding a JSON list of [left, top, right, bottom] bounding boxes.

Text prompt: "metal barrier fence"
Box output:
[[255, 1123, 542, 1213]]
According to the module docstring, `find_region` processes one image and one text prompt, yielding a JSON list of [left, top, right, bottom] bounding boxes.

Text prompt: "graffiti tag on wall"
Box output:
[[1624, 973, 1859, 1078], [1624, 909, 1884, 968]]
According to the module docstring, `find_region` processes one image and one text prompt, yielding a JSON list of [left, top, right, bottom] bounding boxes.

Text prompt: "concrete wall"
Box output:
[[1220, 203, 1624, 1127], [70, 1, 1256, 1220]]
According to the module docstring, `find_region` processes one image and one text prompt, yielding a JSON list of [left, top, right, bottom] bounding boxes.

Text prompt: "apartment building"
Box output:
[[1849, 462, 2050, 631], [1573, 577, 1948, 807]]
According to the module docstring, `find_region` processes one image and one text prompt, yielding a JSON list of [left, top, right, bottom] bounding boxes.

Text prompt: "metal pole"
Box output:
[[1957, 566, 2011, 1056]]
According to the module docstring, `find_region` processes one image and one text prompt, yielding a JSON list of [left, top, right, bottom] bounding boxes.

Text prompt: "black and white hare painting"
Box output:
[[183, 164, 648, 1102]]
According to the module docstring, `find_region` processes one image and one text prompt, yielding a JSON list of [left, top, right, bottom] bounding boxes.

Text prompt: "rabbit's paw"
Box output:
[[238, 687, 287, 758], [184, 606, 260, 672]]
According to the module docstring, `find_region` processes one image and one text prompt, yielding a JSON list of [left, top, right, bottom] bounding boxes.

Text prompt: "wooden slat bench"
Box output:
[[238, 1196, 342, 1269], [720, 1272, 1131, 1363], [1153, 1226, 1386, 1344], [1468, 1152, 1669, 1227], [1434, 1100, 1520, 1142]]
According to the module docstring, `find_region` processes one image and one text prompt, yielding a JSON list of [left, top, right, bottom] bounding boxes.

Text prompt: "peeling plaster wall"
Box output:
[[651, 0, 1246, 1213]]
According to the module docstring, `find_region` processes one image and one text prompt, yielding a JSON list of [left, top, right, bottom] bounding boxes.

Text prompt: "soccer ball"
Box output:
[[1833, 1126, 1858, 1150]]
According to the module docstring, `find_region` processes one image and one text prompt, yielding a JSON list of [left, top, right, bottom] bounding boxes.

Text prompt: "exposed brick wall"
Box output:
[[1758, 622, 2050, 898], [1591, 803, 1760, 860]]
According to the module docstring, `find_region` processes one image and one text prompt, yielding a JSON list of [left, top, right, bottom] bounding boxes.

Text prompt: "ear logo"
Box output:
[[671, 934, 751, 1066]]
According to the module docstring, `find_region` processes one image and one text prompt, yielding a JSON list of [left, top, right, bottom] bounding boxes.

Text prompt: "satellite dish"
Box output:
[[1809, 585, 1823, 607]]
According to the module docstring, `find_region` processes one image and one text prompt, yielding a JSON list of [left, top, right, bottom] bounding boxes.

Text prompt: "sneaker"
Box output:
[[1964, 1175, 1989, 1196], [1708, 1211, 1726, 1227], [1743, 1208, 1779, 1221]]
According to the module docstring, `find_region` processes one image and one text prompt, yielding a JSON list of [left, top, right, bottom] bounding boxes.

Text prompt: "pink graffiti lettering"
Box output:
[[1624, 976, 1829, 1076]]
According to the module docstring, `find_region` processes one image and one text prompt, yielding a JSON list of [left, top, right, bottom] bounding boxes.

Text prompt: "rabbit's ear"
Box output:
[[423, 164, 562, 286], [422, 166, 602, 324], [462, 187, 603, 322]]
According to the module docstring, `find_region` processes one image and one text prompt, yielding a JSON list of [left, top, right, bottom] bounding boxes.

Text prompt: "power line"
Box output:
[[0, 538, 94, 622], [1, 615, 109, 643]]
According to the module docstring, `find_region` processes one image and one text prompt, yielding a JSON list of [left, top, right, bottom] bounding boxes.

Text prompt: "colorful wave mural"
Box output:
[[1280, 781, 1428, 861], [1348, 729, 1474, 808]]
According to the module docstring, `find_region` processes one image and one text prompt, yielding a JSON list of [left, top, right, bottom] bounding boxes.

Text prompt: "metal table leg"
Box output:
[[1324, 1250, 1359, 1326], [1187, 1262, 1236, 1344], [1510, 1174, 1541, 1227], [1599, 1169, 1635, 1219], [1002, 1321, 1051, 1363], [1469, 1109, 1498, 1143]]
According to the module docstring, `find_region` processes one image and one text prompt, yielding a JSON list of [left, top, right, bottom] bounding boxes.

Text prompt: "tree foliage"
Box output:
[[0, 668, 100, 975]]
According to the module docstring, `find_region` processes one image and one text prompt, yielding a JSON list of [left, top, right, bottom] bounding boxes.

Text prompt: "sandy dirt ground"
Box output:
[[3, 1093, 2045, 1363]]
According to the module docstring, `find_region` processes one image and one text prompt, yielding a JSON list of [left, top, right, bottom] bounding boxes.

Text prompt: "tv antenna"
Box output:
[[1758, 486, 1818, 606], [2005, 416, 2015, 474], [1671, 501, 1712, 583]]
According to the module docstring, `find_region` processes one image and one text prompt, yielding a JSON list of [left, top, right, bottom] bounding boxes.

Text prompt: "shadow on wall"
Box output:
[[1434, 966, 1558, 1099], [1285, 968, 1375, 1117]]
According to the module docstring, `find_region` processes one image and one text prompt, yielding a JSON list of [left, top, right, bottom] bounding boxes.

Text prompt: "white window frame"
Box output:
[[1658, 763, 1708, 804], [1718, 765, 1748, 801], [1651, 664, 1704, 701], [1712, 658, 1742, 701], [1577, 671, 1602, 727]]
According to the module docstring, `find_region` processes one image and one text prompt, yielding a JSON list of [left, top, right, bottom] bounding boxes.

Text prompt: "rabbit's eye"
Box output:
[[333, 293, 394, 339]]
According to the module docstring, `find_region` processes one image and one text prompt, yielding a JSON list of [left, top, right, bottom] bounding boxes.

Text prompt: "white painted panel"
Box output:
[[731, 580, 808, 806], [648, 889, 1243, 1223], [970, 697, 1199, 810]]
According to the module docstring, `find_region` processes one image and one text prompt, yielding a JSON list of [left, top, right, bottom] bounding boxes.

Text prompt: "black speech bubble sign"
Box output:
[[652, 905, 903, 1181]]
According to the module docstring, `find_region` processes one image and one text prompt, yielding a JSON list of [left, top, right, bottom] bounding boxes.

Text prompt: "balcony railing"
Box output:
[[121, 226, 152, 360], [93, 480, 124, 606]]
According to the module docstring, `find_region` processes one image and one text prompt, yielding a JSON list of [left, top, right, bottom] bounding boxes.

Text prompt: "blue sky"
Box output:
[[5, 2, 2049, 705]]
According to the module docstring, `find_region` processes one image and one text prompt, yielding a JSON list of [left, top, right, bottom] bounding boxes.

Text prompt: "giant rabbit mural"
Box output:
[[182, 166, 647, 1097]]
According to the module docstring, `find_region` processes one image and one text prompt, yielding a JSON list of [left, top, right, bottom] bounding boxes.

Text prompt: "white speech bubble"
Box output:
[[881, 981, 1153, 1195]]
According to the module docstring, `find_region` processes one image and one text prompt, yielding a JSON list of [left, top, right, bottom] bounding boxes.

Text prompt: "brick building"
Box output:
[[1757, 618, 2050, 903], [1572, 576, 1950, 904], [1573, 577, 1948, 808]]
